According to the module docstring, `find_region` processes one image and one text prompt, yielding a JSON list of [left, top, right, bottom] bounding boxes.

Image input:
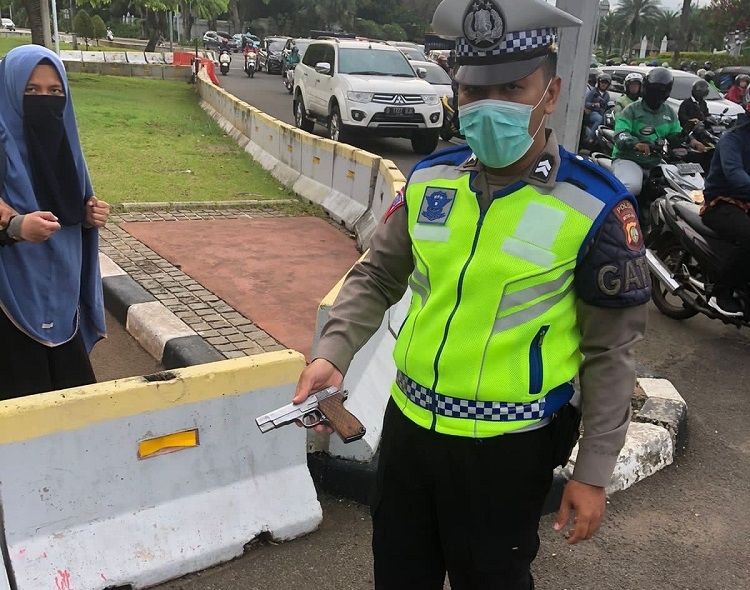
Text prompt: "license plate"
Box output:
[[385, 107, 415, 115], [676, 163, 704, 175]]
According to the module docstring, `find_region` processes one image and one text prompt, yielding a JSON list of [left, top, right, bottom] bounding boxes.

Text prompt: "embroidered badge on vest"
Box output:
[[384, 189, 405, 222], [614, 200, 643, 251], [418, 188, 457, 224], [530, 152, 556, 183]]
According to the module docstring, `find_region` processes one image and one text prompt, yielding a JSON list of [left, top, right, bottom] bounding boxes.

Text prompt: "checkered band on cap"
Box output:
[[396, 372, 547, 422], [457, 27, 556, 63]]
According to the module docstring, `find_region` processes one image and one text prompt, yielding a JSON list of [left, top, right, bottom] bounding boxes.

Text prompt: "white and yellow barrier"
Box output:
[[0, 352, 321, 590], [196, 69, 413, 249]]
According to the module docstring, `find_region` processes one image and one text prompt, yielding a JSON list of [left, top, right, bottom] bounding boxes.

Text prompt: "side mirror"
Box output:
[[417, 67, 427, 79], [315, 62, 332, 75]]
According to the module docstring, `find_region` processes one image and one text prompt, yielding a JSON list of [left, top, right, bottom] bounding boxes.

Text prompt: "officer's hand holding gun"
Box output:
[[256, 358, 366, 443]]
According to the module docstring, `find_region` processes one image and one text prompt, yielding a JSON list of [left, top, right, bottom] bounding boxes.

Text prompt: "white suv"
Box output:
[[293, 39, 443, 154], [1, 18, 15, 31]]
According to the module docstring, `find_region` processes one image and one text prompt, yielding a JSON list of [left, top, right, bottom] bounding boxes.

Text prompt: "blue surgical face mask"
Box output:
[[458, 80, 551, 169]]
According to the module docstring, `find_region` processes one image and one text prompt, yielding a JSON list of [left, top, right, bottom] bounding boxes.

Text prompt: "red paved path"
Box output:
[[122, 217, 360, 358]]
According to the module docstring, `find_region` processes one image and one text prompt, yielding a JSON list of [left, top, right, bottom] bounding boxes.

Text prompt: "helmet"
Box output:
[[736, 74, 750, 87], [704, 70, 715, 84], [704, 61, 713, 70], [643, 67, 673, 109], [588, 68, 601, 86], [624, 72, 643, 98], [662, 62, 670, 68], [680, 61, 689, 70], [697, 68, 707, 78], [597, 72, 612, 85], [690, 61, 698, 70], [691, 79, 709, 101]]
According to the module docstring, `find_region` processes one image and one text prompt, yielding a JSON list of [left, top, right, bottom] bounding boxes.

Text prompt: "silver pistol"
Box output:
[[256, 386, 366, 444]]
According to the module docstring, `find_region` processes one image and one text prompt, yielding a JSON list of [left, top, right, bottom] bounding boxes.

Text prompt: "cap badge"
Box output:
[[463, 0, 505, 51]]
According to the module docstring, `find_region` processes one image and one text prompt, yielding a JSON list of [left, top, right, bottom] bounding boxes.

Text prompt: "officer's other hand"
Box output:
[[553, 480, 606, 544], [293, 358, 344, 434], [634, 142, 651, 155]]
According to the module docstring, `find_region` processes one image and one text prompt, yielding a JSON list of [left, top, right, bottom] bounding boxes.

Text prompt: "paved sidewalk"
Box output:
[[99, 206, 360, 360]]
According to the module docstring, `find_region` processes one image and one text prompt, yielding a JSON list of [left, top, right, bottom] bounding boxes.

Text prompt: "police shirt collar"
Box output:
[[458, 129, 560, 187]]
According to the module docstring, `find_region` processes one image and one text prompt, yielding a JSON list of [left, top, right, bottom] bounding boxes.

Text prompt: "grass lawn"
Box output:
[[69, 74, 295, 204]]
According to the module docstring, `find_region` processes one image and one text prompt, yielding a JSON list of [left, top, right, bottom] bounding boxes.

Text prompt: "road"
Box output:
[[154, 66, 750, 589], [219, 61, 458, 176]]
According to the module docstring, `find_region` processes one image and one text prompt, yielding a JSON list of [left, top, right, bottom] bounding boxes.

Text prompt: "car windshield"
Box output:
[[268, 40, 286, 52], [400, 47, 426, 61], [339, 48, 416, 77], [418, 63, 451, 85], [671, 75, 723, 100]]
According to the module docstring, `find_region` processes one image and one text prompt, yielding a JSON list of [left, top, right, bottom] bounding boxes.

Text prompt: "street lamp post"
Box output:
[[594, 0, 610, 52]]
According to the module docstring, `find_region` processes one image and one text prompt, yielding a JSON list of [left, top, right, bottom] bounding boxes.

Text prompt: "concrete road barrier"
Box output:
[[196, 67, 403, 249], [0, 352, 321, 590]]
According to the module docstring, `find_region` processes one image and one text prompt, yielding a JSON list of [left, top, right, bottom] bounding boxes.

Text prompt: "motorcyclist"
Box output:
[[612, 67, 705, 199], [701, 113, 750, 316], [584, 72, 611, 132], [725, 74, 749, 109], [287, 45, 300, 68], [678, 78, 710, 132], [704, 60, 713, 71], [704, 70, 720, 93], [614, 72, 642, 116]]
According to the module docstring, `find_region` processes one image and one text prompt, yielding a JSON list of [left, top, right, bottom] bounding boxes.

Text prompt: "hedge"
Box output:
[[653, 52, 750, 68]]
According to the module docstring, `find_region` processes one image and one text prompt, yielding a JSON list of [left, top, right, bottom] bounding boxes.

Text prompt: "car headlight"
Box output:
[[347, 91, 374, 103], [422, 94, 440, 105]]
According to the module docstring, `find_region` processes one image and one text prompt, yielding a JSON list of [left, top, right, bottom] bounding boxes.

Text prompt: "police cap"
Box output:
[[432, 0, 581, 86]]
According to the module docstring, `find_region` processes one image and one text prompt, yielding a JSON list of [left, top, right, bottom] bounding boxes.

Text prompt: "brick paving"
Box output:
[[100, 207, 295, 359]]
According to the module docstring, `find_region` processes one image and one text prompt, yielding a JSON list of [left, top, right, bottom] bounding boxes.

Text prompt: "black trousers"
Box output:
[[372, 399, 557, 590], [0, 311, 96, 400], [702, 202, 750, 289]]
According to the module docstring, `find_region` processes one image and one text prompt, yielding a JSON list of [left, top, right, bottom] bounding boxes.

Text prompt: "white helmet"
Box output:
[[624, 72, 643, 87]]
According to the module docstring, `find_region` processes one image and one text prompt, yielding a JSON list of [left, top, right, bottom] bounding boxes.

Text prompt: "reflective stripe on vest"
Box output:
[[392, 165, 607, 438]]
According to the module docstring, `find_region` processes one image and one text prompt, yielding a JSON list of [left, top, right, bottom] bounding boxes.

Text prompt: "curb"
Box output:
[[100, 253, 224, 369], [310, 377, 688, 511], [112, 199, 297, 213]]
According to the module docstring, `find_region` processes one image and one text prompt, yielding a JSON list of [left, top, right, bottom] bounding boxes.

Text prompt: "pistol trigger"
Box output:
[[302, 410, 323, 428]]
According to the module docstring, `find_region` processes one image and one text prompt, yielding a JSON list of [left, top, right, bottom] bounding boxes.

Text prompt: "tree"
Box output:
[[598, 11, 625, 56], [649, 8, 679, 42], [91, 14, 106, 45], [614, 0, 663, 58], [73, 8, 93, 49], [179, 0, 227, 42], [674, 0, 691, 61], [22, 0, 45, 45], [355, 18, 383, 39], [382, 23, 407, 41], [706, 0, 750, 32]]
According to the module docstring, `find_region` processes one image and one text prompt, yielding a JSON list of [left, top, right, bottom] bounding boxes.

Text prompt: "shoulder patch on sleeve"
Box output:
[[384, 188, 405, 223], [575, 205, 651, 308]]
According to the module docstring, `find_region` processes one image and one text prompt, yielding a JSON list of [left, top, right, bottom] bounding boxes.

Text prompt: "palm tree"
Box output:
[[23, 0, 45, 46], [674, 0, 692, 59], [650, 8, 679, 43], [614, 0, 663, 58], [598, 11, 626, 57]]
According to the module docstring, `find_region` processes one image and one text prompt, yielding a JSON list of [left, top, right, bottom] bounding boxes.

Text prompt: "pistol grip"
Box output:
[[318, 391, 366, 444]]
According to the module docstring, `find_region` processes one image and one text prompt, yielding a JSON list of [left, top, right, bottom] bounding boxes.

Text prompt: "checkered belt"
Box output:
[[396, 371, 546, 422]]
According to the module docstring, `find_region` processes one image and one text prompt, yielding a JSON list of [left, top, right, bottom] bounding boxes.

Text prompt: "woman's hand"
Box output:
[[85, 197, 110, 228], [20, 211, 61, 242]]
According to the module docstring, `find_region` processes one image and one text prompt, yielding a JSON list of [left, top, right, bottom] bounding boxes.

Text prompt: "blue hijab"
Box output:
[[0, 45, 105, 351]]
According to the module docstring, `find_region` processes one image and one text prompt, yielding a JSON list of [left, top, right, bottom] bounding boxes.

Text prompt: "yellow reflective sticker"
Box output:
[[138, 429, 199, 459]]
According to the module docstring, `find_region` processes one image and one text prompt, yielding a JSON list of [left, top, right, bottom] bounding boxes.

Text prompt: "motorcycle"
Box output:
[[219, 50, 231, 76], [283, 62, 296, 94], [440, 95, 464, 142], [646, 196, 750, 327], [243, 50, 256, 78], [580, 102, 616, 155], [591, 139, 706, 239]]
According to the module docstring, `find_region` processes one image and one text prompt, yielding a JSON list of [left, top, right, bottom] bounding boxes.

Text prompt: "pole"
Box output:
[[69, 0, 77, 49], [169, 11, 174, 51], [50, 0, 60, 54], [550, 0, 599, 152]]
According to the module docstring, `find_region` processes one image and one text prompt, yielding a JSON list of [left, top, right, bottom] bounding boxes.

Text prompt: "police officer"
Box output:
[[293, 0, 650, 588]]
